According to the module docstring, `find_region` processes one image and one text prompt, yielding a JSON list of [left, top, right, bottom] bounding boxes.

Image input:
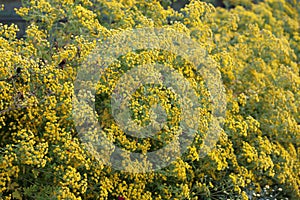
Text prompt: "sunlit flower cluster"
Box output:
[[0, 0, 299, 199]]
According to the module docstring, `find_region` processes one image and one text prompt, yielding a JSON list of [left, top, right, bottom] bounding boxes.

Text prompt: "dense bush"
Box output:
[[0, 0, 299, 199]]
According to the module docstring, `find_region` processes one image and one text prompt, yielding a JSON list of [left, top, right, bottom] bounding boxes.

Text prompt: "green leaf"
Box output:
[[12, 191, 22, 200]]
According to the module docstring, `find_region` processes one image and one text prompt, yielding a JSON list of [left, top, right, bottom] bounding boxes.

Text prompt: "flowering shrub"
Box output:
[[0, 0, 299, 199]]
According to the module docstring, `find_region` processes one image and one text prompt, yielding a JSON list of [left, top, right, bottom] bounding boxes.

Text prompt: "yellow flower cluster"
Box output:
[[0, 0, 299, 199]]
